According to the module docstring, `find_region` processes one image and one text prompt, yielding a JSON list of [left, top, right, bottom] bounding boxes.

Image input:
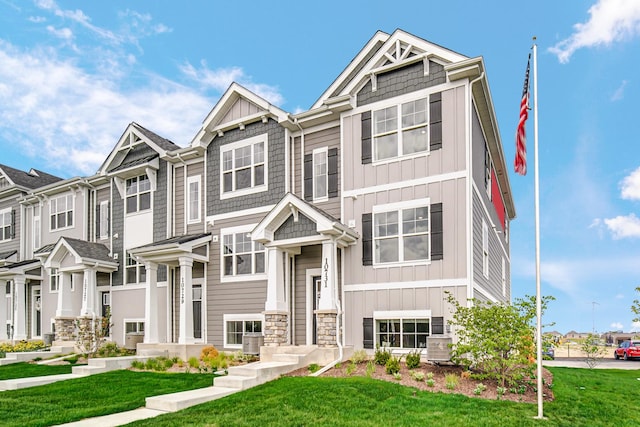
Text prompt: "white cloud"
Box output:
[[604, 214, 640, 239], [632, 321, 640, 331], [620, 166, 640, 200], [46, 25, 73, 41], [28, 16, 46, 23], [611, 80, 628, 101], [615, 293, 625, 299], [549, 0, 640, 63], [611, 322, 623, 330], [0, 40, 212, 175]]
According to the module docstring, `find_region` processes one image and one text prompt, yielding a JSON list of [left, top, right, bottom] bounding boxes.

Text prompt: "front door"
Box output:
[[31, 286, 41, 338], [312, 276, 321, 345], [192, 283, 202, 340]]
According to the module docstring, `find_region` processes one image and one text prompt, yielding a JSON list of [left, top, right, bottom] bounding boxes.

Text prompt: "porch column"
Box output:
[[56, 272, 74, 317], [178, 257, 194, 344], [12, 276, 27, 340], [317, 240, 338, 347], [144, 262, 159, 344], [80, 268, 97, 317], [264, 247, 287, 312]]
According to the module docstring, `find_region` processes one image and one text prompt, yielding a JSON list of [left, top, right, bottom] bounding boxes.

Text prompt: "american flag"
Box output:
[[515, 54, 530, 175]]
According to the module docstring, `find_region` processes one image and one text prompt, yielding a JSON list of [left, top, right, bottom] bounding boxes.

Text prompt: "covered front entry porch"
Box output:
[[252, 193, 358, 349], [128, 233, 211, 351], [0, 260, 43, 342]]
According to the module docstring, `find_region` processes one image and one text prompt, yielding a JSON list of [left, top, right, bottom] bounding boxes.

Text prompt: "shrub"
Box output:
[[0, 340, 47, 353], [308, 363, 320, 373], [200, 346, 219, 361], [473, 383, 487, 395], [351, 349, 369, 364], [460, 370, 471, 380], [345, 362, 356, 376], [385, 355, 401, 375], [374, 346, 391, 366], [426, 378, 435, 387], [410, 371, 425, 382], [131, 360, 145, 369], [426, 372, 434, 380], [365, 361, 375, 377], [188, 356, 200, 369], [445, 373, 458, 390], [96, 342, 131, 358], [496, 386, 507, 399], [405, 350, 421, 369], [393, 372, 402, 380]]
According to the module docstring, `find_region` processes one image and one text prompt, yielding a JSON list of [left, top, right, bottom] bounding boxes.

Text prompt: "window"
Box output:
[[373, 97, 428, 161], [125, 175, 151, 214], [126, 253, 146, 284], [223, 232, 265, 277], [502, 257, 506, 297], [1, 209, 11, 241], [313, 148, 328, 200], [187, 176, 201, 223], [50, 268, 59, 292], [50, 194, 73, 230], [374, 203, 429, 264], [482, 220, 489, 278], [125, 321, 144, 334], [33, 214, 40, 250], [485, 145, 492, 199], [224, 314, 263, 348], [99, 201, 109, 239], [221, 134, 267, 198], [375, 315, 430, 349]]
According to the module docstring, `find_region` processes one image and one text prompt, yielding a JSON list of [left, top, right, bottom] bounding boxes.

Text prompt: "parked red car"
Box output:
[[614, 340, 640, 360]]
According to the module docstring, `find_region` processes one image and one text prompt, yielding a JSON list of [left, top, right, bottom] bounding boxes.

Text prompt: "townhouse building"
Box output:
[[1, 29, 514, 360]]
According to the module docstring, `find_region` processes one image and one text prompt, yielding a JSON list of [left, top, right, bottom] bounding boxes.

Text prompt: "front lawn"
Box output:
[[126, 367, 640, 426], [0, 370, 214, 427], [0, 362, 73, 380]]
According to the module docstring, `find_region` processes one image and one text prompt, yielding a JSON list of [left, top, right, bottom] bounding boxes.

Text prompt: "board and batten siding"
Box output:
[[0, 198, 20, 258], [206, 212, 268, 349], [174, 165, 185, 234], [293, 244, 321, 345], [174, 162, 206, 236]]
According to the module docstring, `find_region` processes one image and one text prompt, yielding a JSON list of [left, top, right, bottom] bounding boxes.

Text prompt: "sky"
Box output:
[[1, 0, 639, 335]]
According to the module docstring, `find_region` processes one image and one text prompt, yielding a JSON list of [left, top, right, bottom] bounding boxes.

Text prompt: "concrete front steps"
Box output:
[[0, 345, 75, 366]]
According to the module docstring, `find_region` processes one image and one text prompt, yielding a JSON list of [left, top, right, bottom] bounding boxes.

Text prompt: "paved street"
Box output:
[[544, 357, 640, 370]]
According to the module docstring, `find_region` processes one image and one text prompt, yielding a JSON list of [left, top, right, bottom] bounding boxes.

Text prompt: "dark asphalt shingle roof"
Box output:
[[62, 237, 114, 263], [0, 250, 17, 260], [34, 243, 56, 255], [109, 154, 158, 173], [132, 122, 181, 151], [0, 164, 63, 189], [132, 233, 211, 250]]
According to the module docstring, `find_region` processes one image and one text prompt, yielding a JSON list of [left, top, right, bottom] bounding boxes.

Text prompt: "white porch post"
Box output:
[[178, 257, 194, 344], [265, 247, 287, 312], [144, 262, 159, 344], [12, 276, 27, 340], [80, 268, 97, 316], [56, 272, 74, 317], [318, 240, 337, 311]]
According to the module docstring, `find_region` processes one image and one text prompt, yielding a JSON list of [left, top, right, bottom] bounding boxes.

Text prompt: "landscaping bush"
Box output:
[[0, 340, 46, 353], [308, 363, 320, 373], [405, 350, 421, 369], [374, 346, 391, 366], [350, 349, 369, 364], [384, 355, 401, 375]]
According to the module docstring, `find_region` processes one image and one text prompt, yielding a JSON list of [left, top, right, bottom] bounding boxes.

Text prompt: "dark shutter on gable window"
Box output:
[[304, 153, 313, 201], [10, 209, 15, 239], [363, 317, 374, 349], [95, 204, 100, 240], [430, 203, 443, 261], [430, 92, 442, 151], [431, 316, 444, 335], [328, 147, 338, 198], [361, 111, 372, 164], [362, 213, 373, 266], [106, 202, 110, 237]]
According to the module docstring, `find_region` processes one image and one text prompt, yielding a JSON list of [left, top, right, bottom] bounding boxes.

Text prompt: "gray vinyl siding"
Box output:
[[41, 189, 87, 246], [153, 161, 169, 242], [293, 244, 321, 345], [343, 284, 466, 349], [206, 213, 268, 349], [274, 213, 318, 241], [0, 198, 20, 259], [206, 119, 286, 216], [220, 98, 261, 125], [110, 287, 146, 344], [356, 60, 446, 107], [302, 126, 341, 219], [186, 162, 205, 235], [328, 40, 385, 99], [96, 186, 111, 249], [174, 165, 185, 234], [111, 184, 124, 286], [293, 136, 302, 196]]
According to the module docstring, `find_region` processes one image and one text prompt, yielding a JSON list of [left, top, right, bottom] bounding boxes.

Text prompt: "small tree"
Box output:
[[632, 286, 640, 323], [581, 333, 606, 368], [75, 308, 112, 357], [445, 292, 554, 387]]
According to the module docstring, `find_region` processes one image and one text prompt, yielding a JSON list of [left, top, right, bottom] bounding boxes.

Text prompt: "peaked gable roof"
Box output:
[[44, 236, 117, 272], [0, 164, 62, 192]]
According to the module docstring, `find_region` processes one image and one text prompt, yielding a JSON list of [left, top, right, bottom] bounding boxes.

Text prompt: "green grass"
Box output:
[[0, 370, 214, 427], [126, 367, 640, 426], [0, 362, 74, 380]]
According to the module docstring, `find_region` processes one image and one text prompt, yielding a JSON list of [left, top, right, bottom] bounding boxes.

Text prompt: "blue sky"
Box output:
[[1, 0, 639, 335]]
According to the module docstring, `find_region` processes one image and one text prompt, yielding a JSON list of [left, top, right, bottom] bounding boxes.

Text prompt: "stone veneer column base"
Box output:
[[263, 312, 289, 346], [54, 317, 76, 342], [316, 310, 338, 348]]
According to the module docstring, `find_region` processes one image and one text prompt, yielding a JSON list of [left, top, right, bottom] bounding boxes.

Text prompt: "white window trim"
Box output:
[[49, 193, 74, 232], [371, 95, 430, 163], [186, 175, 202, 224], [33, 213, 40, 251], [312, 147, 328, 202], [49, 268, 60, 293], [123, 318, 145, 337], [485, 148, 492, 200], [99, 201, 109, 240], [125, 252, 145, 285], [501, 257, 506, 297], [125, 175, 152, 216], [220, 223, 267, 283], [0, 208, 11, 242], [373, 310, 432, 350], [482, 220, 489, 279], [219, 134, 268, 200], [372, 198, 431, 267], [223, 313, 264, 349]]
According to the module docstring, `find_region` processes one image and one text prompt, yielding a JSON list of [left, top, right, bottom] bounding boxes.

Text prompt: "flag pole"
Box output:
[[532, 37, 544, 420]]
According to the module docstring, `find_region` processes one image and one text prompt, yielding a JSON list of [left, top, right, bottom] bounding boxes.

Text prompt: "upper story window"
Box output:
[[126, 175, 151, 214], [373, 97, 428, 161], [313, 148, 328, 201], [0, 209, 12, 241], [50, 268, 59, 292], [482, 220, 489, 278], [220, 134, 267, 199], [373, 202, 429, 264], [187, 175, 201, 224], [99, 201, 109, 240], [485, 145, 492, 199], [50, 194, 73, 231], [33, 214, 40, 250], [222, 225, 266, 280]]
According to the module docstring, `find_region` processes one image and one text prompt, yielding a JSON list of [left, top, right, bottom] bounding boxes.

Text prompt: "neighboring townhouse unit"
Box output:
[[0, 164, 62, 340], [1, 30, 515, 360]]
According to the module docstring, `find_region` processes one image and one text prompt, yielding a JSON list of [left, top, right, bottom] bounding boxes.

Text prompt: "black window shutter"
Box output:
[[10, 209, 15, 239], [95, 204, 100, 240], [304, 153, 313, 201], [430, 92, 442, 151], [328, 147, 338, 198], [432, 316, 444, 335], [361, 111, 372, 164], [363, 317, 374, 349], [362, 213, 373, 266], [431, 203, 443, 260]]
